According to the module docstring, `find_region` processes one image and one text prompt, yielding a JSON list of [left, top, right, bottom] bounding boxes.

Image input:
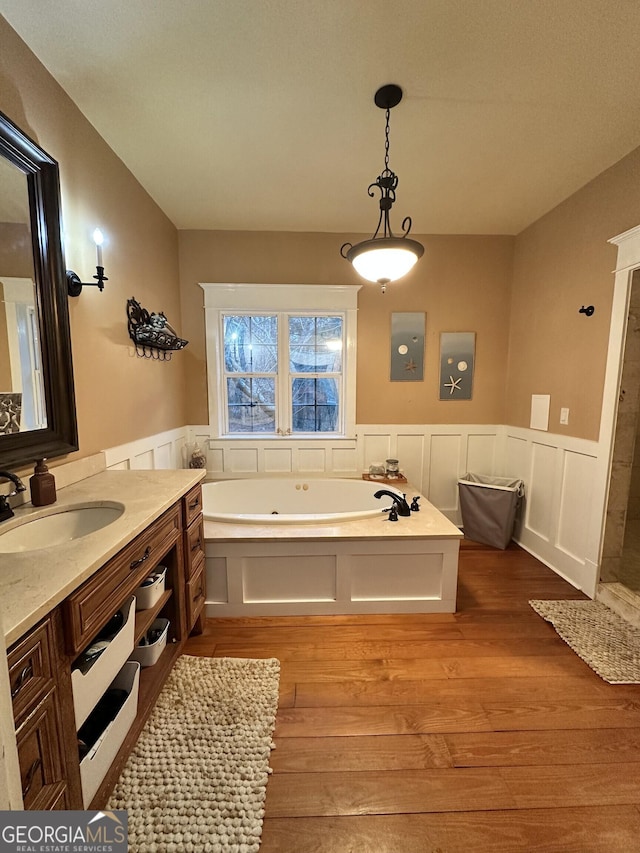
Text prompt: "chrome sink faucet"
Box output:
[[0, 471, 27, 522]]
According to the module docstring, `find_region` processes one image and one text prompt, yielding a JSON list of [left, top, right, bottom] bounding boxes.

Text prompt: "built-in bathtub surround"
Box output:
[[203, 479, 462, 617], [109, 421, 603, 596]]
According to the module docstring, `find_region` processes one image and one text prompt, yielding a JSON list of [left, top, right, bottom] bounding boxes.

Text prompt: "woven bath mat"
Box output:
[[529, 599, 640, 683], [107, 654, 280, 852]]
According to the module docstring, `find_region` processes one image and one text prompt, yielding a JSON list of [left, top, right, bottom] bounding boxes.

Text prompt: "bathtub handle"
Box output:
[[130, 546, 151, 570]]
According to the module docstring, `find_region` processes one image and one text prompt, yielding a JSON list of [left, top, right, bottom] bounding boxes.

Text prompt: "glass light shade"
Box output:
[[347, 237, 424, 284]]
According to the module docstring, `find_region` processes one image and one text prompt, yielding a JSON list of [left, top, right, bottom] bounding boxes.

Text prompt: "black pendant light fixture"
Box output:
[[340, 84, 424, 293]]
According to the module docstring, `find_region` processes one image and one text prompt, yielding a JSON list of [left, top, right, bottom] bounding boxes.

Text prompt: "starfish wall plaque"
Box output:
[[439, 332, 475, 400]]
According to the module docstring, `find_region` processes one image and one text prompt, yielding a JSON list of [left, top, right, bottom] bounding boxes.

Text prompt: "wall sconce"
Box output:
[[67, 228, 109, 297]]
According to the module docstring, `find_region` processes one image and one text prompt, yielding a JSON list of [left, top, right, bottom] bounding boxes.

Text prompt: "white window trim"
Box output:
[[200, 283, 361, 439]]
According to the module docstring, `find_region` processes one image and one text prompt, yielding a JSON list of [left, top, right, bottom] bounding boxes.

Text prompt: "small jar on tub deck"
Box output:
[[385, 459, 400, 478]]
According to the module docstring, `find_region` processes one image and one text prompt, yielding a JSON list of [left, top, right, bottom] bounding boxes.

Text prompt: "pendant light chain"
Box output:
[[384, 107, 391, 173]]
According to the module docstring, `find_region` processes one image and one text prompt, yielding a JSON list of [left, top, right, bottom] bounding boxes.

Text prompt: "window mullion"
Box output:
[[278, 312, 290, 434]]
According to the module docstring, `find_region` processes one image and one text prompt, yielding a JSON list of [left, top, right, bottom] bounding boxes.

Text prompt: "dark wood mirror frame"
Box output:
[[0, 111, 78, 468]]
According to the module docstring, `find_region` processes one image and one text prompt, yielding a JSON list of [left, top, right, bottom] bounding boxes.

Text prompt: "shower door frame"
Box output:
[[593, 225, 640, 585]]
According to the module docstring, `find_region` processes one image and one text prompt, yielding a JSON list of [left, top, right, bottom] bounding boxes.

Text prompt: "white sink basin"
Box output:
[[0, 502, 125, 553]]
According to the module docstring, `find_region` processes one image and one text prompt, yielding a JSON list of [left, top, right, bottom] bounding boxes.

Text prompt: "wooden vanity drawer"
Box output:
[[16, 688, 66, 810], [185, 516, 205, 579], [186, 555, 206, 630], [8, 618, 55, 724], [64, 503, 182, 655], [183, 483, 203, 528]]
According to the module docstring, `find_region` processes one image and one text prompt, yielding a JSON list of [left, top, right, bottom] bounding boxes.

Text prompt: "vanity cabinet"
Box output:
[[64, 503, 183, 656], [183, 483, 206, 634], [7, 485, 206, 810], [8, 612, 81, 809]]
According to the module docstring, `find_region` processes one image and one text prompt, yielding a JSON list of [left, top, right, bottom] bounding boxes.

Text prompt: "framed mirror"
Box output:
[[0, 111, 78, 468]]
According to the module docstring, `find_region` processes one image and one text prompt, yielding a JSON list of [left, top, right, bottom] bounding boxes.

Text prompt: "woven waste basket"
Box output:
[[458, 473, 524, 549]]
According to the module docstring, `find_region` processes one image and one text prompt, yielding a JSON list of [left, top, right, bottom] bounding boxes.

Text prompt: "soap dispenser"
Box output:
[[30, 459, 56, 507]]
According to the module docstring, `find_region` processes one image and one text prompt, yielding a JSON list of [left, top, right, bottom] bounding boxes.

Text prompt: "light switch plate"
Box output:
[[560, 407, 569, 425]]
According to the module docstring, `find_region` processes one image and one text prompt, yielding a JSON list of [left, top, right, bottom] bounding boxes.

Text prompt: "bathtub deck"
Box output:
[[203, 492, 462, 616]]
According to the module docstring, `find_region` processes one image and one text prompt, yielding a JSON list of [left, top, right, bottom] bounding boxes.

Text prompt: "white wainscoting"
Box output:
[[103, 427, 188, 471], [187, 423, 502, 513], [356, 425, 600, 596], [190, 432, 360, 478], [502, 426, 600, 596], [353, 424, 502, 517], [103, 422, 602, 595]]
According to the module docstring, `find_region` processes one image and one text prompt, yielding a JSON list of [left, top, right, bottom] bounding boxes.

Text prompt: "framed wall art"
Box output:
[[390, 312, 425, 381], [439, 332, 475, 400]]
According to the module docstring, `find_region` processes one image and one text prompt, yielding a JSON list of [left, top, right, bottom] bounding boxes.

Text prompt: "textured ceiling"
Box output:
[[3, 1, 640, 235]]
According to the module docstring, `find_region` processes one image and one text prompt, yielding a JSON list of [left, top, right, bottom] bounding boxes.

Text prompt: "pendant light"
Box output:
[[340, 84, 424, 293]]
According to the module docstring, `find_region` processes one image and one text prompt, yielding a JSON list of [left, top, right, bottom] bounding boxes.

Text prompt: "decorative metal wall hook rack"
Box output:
[[126, 297, 188, 361]]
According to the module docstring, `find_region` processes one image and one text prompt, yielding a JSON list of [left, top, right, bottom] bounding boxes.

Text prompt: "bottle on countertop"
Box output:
[[30, 458, 57, 506]]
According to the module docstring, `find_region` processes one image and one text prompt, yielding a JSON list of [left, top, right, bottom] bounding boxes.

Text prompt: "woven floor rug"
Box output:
[[529, 599, 640, 683], [107, 654, 280, 852]]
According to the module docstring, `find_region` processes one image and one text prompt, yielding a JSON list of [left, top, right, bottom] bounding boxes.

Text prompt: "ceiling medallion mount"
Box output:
[[341, 83, 424, 293], [374, 83, 403, 110]]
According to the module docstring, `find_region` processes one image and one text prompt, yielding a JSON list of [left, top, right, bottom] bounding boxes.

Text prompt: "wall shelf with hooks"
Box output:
[[126, 298, 188, 361]]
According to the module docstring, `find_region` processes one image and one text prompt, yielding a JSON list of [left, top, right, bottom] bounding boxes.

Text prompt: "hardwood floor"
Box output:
[[184, 543, 640, 852]]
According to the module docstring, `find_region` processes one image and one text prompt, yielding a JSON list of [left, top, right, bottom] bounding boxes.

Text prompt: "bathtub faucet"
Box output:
[[374, 489, 411, 517]]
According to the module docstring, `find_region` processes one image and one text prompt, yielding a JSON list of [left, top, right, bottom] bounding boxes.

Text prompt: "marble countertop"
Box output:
[[0, 468, 205, 647], [204, 486, 462, 542]]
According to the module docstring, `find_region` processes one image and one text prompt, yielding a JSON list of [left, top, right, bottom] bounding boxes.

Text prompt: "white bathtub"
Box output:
[[202, 477, 462, 617], [202, 478, 405, 524]]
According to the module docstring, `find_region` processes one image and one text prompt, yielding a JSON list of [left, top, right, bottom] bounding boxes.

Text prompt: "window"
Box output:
[[289, 315, 343, 433], [201, 284, 360, 439], [224, 314, 278, 433], [222, 312, 344, 435]]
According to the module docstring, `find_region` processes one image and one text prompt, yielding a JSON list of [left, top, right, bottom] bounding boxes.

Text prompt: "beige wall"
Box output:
[[7, 15, 640, 453], [0, 18, 187, 466], [0, 223, 33, 278], [178, 230, 514, 426], [508, 144, 640, 441]]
